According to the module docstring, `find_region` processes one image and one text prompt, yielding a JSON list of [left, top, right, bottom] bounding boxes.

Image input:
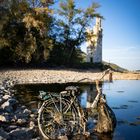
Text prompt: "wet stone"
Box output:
[[9, 128, 34, 140]]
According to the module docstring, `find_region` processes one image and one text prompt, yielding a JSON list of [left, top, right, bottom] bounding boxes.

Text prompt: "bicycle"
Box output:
[[37, 69, 114, 139], [38, 86, 86, 139]]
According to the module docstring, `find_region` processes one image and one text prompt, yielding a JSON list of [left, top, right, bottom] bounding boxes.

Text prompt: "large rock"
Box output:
[[9, 128, 34, 140]]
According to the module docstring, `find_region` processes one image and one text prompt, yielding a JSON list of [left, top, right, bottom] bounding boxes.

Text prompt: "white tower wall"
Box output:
[[86, 17, 102, 63]]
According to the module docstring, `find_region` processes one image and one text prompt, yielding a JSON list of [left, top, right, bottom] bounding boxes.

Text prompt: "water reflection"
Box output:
[[79, 84, 97, 108], [14, 80, 140, 140]]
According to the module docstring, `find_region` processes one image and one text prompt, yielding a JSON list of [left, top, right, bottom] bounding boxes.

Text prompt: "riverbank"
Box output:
[[0, 80, 40, 140], [0, 69, 140, 85]]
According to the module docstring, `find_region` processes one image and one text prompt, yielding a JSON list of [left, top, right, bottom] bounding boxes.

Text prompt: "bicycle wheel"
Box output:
[[38, 96, 80, 139]]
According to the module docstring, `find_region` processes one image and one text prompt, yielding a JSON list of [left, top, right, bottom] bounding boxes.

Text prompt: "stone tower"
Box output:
[[86, 17, 102, 63]]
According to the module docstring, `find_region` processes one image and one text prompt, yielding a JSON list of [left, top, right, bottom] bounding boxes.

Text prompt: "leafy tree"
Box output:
[[49, 0, 101, 65], [0, 0, 53, 65]]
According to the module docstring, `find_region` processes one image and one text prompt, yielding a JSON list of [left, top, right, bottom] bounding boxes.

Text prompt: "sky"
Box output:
[[76, 0, 140, 70]]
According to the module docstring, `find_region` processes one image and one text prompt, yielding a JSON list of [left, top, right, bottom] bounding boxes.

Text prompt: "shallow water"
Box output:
[[15, 80, 140, 140], [103, 80, 140, 140]]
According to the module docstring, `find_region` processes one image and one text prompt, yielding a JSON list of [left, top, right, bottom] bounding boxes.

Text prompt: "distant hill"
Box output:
[[103, 61, 128, 72]]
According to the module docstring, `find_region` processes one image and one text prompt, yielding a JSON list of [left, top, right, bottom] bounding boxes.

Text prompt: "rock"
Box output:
[[8, 98, 18, 106], [0, 113, 10, 122], [9, 128, 34, 140], [23, 109, 31, 116], [8, 125, 18, 131], [1, 98, 18, 113], [0, 128, 9, 139], [29, 121, 35, 129], [0, 115, 6, 122], [17, 119, 27, 125], [1, 101, 13, 112], [58, 135, 68, 140], [0, 86, 5, 91], [2, 95, 11, 100], [30, 114, 35, 118], [15, 108, 30, 121], [31, 137, 41, 140], [0, 98, 3, 105], [3, 89, 10, 95]]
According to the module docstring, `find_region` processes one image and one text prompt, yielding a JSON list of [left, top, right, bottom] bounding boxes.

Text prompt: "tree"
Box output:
[[0, 0, 53, 65], [50, 0, 101, 65]]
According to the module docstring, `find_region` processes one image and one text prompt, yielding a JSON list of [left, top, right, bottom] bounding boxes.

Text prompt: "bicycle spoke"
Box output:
[[60, 93, 62, 113], [49, 93, 60, 113], [64, 96, 76, 114]]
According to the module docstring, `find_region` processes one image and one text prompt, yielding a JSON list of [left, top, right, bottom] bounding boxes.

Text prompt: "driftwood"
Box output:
[[91, 80, 101, 108], [92, 79, 116, 133], [94, 95, 116, 133], [77, 68, 112, 83]]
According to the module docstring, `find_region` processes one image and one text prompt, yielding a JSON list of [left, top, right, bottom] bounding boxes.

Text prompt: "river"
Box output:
[[15, 80, 140, 140]]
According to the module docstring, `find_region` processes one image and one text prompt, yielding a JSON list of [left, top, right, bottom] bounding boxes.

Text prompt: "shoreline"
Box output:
[[0, 69, 140, 84]]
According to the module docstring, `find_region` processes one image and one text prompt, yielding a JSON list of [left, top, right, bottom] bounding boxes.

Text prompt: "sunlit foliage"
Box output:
[[0, 0, 53, 65]]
